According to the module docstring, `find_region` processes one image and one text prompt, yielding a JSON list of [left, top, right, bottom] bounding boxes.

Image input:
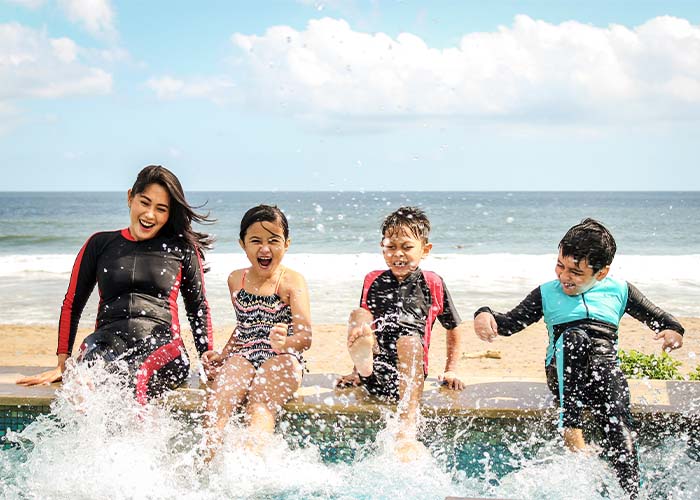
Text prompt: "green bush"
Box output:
[[688, 365, 700, 382], [619, 349, 683, 380]]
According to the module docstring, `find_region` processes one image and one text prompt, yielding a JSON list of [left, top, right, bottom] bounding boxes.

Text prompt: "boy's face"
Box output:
[[381, 227, 432, 281], [555, 249, 609, 296]]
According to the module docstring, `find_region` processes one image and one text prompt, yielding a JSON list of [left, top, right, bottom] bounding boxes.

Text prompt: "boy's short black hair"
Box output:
[[381, 206, 430, 243], [559, 218, 616, 273]]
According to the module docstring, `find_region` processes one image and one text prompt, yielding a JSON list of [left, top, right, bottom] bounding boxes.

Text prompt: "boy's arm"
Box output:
[[625, 282, 684, 350], [439, 323, 465, 390], [474, 287, 543, 340]]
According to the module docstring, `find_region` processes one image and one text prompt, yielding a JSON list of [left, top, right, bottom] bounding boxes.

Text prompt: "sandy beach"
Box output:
[[3, 318, 698, 382]]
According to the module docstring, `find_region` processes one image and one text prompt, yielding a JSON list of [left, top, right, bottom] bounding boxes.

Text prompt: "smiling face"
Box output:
[[127, 183, 170, 241], [555, 249, 609, 296], [240, 220, 290, 278], [381, 226, 432, 281]]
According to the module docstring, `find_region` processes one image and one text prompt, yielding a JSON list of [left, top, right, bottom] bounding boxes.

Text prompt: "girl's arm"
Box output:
[[218, 269, 246, 358], [277, 269, 312, 354]]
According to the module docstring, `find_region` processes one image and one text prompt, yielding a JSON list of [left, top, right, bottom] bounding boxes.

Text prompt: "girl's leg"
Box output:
[[203, 356, 256, 461], [245, 355, 302, 446]]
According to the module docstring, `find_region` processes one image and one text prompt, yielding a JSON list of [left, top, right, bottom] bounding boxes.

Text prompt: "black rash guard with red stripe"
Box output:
[[58, 228, 213, 402]]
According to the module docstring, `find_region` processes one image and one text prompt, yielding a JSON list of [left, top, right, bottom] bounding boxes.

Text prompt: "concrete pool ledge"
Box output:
[[2, 366, 699, 419]]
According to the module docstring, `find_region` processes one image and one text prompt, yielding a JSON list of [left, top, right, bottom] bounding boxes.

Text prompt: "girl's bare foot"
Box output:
[[395, 438, 428, 462]]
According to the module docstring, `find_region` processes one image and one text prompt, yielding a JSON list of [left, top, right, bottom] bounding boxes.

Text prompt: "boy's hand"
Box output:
[[474, 312, 499, 342], [269, 323, 289, 351], [335, 370, 361, 388], [655, 330, 683, 352], [438, 371, 465, 390]]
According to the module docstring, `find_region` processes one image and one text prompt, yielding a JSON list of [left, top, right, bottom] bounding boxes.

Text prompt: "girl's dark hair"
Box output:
[[239, 205, 289, 241], [559, 218, 616, 273], [130, 165, 214, 256]]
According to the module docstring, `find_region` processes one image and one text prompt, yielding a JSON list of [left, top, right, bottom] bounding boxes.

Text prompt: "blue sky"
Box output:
[[1, 0, 699, 191]]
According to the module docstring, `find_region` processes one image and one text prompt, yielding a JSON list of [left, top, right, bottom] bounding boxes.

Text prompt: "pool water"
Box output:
[[2, 365, 699, 499]]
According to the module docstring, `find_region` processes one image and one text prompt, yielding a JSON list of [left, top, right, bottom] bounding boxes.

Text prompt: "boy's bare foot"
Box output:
[[244, 432, 273, 455], [335, 371, 361, 388], [395, 438, 428, 462], [348, 323, 375, 377]]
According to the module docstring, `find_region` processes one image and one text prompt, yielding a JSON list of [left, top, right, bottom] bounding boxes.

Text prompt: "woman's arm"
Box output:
[[180, 247, 213, 356], [18, 234, 100, 386]]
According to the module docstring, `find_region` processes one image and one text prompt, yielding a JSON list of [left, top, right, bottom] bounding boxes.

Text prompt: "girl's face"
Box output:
[[239, 220, 290, 278], [127, 183, 170, 241]]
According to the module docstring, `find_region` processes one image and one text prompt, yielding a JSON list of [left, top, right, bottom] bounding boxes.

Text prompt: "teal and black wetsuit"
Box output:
[[58, 228, 213, 404], [475, 276, 684, 498]]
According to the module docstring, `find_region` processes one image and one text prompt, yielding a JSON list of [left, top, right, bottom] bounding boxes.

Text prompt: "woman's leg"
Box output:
[[245, 355, 302, 445]]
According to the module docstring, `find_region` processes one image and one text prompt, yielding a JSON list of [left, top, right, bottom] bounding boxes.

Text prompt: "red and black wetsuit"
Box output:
[[58, 228, 213, 403], [359, 268, 461, 400]]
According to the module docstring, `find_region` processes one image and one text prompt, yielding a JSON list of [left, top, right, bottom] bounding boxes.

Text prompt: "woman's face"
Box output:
[[127, 183, 170, 241]]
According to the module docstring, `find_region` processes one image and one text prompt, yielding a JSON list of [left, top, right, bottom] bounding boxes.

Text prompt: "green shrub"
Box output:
[[618, 349, 682, 380], [688, 365, 700, 382]]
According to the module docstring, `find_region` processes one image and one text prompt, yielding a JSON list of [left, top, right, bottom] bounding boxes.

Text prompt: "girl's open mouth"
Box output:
[[258, 257, 272, 268]]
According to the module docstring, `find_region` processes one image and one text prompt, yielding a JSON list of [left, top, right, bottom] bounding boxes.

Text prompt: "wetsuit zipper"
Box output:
[[581, 293, 590, 318], [129, 243, 136, 320]]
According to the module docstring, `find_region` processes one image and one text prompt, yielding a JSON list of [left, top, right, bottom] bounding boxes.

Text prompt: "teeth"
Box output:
[[140, 220, 154, 228]]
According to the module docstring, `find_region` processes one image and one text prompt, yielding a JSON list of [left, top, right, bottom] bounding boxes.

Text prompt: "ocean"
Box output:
[[0, 191, 698, 326]]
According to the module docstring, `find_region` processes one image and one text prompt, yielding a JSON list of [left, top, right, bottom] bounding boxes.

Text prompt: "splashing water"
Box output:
[[2, 362, 699, 499]]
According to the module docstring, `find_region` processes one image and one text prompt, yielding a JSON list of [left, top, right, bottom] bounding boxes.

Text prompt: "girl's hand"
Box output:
[[269, 323, 289, 352], [201, 350, 223, 379]]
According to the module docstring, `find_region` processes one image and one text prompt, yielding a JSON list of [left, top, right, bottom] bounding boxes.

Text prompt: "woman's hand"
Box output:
[[269, 323, 289, 352], [16, 354, 68, 386]]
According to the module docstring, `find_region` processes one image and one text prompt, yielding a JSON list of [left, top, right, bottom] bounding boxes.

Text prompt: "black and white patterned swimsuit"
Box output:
[[229, 269, 302, 369]]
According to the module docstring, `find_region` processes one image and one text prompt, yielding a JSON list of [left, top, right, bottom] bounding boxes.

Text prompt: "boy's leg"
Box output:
[[203, 356, 256, 461], [347, 308, 376, 377], [548, 327, 592, 450], [394, 335, 427, 461], [246, 354, 303, 449], [589, 358, 639, 498]]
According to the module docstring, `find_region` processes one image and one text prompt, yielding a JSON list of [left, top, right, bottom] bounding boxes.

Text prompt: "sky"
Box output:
[[1, 0, 699, 191]]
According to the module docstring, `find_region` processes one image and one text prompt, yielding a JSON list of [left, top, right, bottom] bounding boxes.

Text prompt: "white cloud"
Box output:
[[146, 76, 237, 105], [58, 0, 116, 40], [5, 0, 46, 9], [0, 23, 112, 103], [204, 15, 700, 125]]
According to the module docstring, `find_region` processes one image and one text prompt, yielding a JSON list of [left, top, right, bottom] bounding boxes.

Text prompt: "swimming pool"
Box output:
[[2, 368, 699, 499]]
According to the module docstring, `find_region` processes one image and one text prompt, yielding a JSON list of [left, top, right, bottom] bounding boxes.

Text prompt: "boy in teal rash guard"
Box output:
[[473, 218, 684, 499]]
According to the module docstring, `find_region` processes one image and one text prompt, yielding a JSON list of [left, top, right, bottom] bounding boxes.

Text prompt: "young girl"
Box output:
[[202, 204, 312, 458]]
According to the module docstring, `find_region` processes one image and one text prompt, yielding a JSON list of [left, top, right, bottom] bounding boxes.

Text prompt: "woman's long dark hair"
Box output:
[[130, 165, 215, 256]]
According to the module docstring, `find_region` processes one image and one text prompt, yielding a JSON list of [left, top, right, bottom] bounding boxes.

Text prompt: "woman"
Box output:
[[17, 165, 215, 404]]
